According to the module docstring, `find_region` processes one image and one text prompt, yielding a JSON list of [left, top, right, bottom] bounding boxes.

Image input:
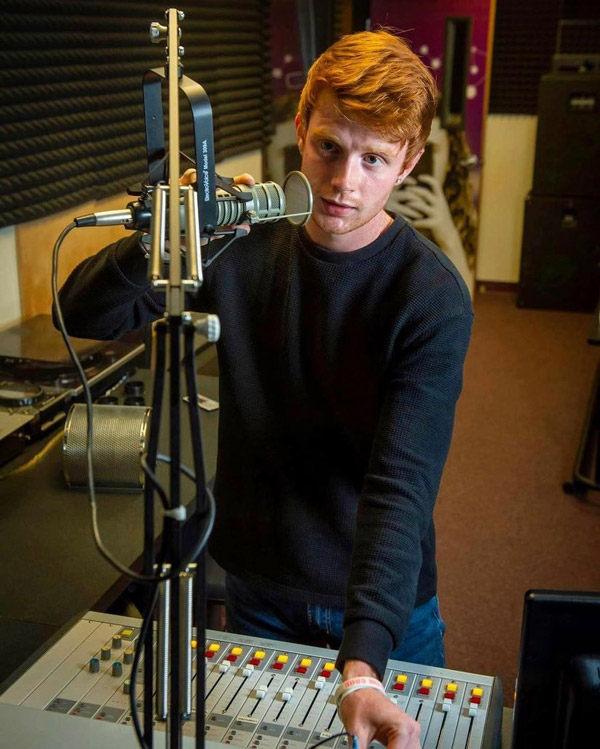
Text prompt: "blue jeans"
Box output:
[[225, 573, 446, 668]]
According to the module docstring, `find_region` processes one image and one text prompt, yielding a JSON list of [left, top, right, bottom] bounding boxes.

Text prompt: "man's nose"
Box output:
[[331, 157, 358, 192]]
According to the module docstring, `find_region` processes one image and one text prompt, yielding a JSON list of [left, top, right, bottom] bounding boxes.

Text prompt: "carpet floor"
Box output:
[[435, 290, 600, 706]]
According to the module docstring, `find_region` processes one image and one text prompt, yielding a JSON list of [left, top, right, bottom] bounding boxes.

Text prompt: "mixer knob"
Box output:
[[124, 395, 145, 406], [89, 658, 100, 673], [282, 687, 293, 702], [123, 679, 131, 695], [112, 635, 122, 648], [112, 662, 123, 677], [242, 665, 254, 677], [101, 646, 111, 661], [256, 686, 267, 700], [218, 661, 231, 674], [124, 380, 145, 397], [124, 649, 134, 664]]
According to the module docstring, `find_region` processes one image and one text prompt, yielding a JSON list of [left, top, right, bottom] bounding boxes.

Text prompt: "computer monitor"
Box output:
[[511, 589, 600, 748]]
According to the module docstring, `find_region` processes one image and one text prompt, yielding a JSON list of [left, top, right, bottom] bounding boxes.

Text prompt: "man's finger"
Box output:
[[180, 168, 197, 186], [232, 172, 256, 186]]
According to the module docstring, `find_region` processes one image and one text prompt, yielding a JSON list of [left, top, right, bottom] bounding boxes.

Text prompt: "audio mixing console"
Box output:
[[0, 612, 502, 748]]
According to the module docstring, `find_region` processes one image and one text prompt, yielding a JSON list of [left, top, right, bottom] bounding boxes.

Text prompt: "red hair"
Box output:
[[297, 29, 438, 164]]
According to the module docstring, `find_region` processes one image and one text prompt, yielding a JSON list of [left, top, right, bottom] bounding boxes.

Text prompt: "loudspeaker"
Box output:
[[533, 72, 600, 197], [517, 193, 600, 312]]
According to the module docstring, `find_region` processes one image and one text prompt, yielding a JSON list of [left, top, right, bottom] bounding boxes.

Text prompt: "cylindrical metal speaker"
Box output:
[[63, 404, 151, 491]]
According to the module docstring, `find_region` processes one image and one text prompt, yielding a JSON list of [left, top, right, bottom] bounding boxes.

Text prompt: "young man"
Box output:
[[58, 30, 473, 749]]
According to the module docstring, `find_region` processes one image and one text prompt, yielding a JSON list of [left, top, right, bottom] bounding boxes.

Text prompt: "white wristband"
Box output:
[[335, 677, 385, 709]]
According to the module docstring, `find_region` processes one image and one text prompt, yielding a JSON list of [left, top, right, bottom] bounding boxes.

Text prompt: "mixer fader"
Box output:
[[0, 612, 502, 748]]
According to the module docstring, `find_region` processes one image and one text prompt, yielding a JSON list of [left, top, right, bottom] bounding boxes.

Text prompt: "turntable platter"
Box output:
[[0, 382, 45, 408]]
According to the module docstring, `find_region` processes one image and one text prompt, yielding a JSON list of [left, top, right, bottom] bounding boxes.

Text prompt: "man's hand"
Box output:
[[180, 168, 255, 189], [180, 169, 255, 238], [340, 660, 421, 749]]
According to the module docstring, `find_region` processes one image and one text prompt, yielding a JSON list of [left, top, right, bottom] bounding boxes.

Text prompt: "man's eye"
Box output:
[[320, 141, 336, 152], [365, 155, 381, 165]]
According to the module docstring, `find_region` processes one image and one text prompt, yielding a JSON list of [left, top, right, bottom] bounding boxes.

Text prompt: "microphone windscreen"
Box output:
[[282, 171, 312, 227]]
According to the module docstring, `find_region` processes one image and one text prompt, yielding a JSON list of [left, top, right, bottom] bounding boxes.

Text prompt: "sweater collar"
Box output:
[[297, 216, 407, 264]]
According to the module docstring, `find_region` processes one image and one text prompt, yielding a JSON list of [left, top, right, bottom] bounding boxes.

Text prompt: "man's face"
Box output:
[[296, 90, 418, 251]]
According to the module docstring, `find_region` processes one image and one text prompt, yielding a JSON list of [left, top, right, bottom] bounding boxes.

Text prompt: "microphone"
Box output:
[[74, 171, 313, 231], [215, 172, 312, 228]]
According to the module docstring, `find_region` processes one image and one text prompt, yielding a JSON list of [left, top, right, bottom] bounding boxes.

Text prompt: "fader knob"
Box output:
[[89, 658, 100, 673], [112, 662, 123, 677]]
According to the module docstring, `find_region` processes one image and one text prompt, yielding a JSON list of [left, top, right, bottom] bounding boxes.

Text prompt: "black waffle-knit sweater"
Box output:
[[57, 216, 473, 677]]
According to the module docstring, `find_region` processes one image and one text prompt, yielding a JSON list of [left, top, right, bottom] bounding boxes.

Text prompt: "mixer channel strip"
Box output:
[[0, 612, 502, 749]]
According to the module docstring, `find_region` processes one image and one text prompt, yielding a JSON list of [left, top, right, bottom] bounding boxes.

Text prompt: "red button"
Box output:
[[273, 662, 284, 670], [226, 655, 238, 662], [444, 692, 455, 700], [205, 651, 215, 658], [319, 670, 332, 678], [417, 687, 430, 696], [249, 658, 260, 666], [470, 696, 481, 705], [296, 666, 307, 674], [393, 683, 405, 691]]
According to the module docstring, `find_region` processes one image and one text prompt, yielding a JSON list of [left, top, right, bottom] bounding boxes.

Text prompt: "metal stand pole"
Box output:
[[141, 9, 214, 748]]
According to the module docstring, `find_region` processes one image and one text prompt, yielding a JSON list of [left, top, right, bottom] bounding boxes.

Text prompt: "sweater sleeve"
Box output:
[[336, 292, 473, 678], [55, 232, 165, 340]]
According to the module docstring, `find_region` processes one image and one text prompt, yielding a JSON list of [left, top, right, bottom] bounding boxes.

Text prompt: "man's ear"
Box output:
[[398, 147, 425, 183], [295, 113, 304, 154]]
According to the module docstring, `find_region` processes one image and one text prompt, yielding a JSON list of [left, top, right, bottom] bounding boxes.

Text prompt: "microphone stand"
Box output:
[[141, 9, 214, 748]]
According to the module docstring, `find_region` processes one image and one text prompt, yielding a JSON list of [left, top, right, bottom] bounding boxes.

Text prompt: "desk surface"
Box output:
[[0, 370, 219, 681]]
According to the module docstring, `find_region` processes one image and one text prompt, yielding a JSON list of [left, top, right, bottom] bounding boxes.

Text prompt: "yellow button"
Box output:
[[396, 674, 408, 684], [323, 662, 335, 671], [254, 651, 266, 659], [472, 687, 483, 697], [446, 683, 457, 693], [300, 658, 312, 667], [208, 643, 221, 652], [421, 678, 433, 688], [277, 654, 289, 663], [232, 647, 243, 656], [121, 629, 133, 637], [191, 640, 197, 649]]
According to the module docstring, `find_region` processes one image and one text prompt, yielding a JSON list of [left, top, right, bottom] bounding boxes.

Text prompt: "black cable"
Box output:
[[156, 453, 197, 482], [128, 482, 216, 748], [129, 584, 159, 749], [140, 455, 170, 511], [52, 222, 216, 584]]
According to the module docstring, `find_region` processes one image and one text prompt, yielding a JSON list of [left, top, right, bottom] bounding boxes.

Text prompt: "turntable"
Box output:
[[0, 315, 144, 466]]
